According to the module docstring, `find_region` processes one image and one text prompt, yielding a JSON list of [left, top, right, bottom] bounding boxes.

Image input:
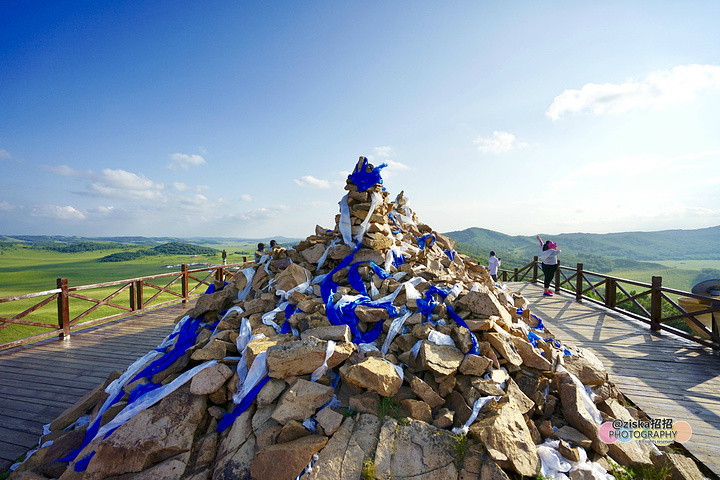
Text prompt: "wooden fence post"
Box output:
[[575, 263, 583, 302], [215, 266, 224, 283], [56, 278, 70, 338], [606, 278, 616, 309], [182, 264, 189, 303], [513, 268, 519, 281], [532, 256, 539, 283], [651, 276, 662, 331], [135, 280, 143, 310], [554, 260, 561, 293]]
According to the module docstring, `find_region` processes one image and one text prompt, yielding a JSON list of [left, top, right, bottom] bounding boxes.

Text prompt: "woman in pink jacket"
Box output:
[[536, 235, 561, 296]]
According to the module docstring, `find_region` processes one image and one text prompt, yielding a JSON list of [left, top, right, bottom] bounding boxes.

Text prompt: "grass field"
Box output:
[[2, 240, 716, 346], [0, 241, 256, 346]]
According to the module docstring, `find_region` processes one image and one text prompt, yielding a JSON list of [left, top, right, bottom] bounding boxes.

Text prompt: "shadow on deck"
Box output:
[[0, 302, 192, 472], [508, 281, 720, 478]]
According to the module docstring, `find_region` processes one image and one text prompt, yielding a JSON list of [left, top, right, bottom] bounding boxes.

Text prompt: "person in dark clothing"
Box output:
[[536, 235, 561, 296]]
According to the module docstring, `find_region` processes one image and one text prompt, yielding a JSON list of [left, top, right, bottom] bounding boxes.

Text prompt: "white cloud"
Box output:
[[32, 205, 86, 220], [385, 159, 410, 171], [45, 164, 84, 176], [0, 201, 14, 211], [0, 149, 11, 159], [90, 168, 166, 201], [173, 182, 187, 191], [168, 152, 207, 170], [227, 205, 290, 222], [240, 194, 252, 202], [373, 146, 393, 158], [294, 175, 331, 188], [474, 131, 527, 154], [547, 64, 720, 121], [91, 206, 115, 215]]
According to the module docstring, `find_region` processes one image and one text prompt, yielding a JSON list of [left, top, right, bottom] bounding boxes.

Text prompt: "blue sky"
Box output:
[[2, 1, 719, 239]]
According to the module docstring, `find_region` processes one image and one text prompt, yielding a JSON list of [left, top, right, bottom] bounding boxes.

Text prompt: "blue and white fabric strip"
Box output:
[[348, 157, 387, 192]]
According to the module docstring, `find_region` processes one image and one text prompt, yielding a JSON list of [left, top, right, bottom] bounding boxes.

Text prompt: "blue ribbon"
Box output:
[[348, 157, 387, 192], [217, 376, 271, 432], [348, 261, 392, 297], [416, 234, 436, 250]]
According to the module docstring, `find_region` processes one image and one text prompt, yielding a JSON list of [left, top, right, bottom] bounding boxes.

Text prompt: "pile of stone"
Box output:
[[9, 158, 707, 480]]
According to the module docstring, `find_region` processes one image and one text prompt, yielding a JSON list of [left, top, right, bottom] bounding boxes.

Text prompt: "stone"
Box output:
[[563, 348, 608, 385], [300, 325, 352, 343], [552, 425, 593, 449], [400, 398, 433, 423], [457, 288, 512, 325], [600, 399, 654, 466], [432, 408, 454, 429], [354, 304, 390, 323], [484, 333, 523, 366], [256, 378, 287, 406], [266, 337, 356, 378], [304, 414, 382, 480], [417, 341, 465, 377], [271, 379, 334, 425], [274, 263, 312, 293], [463, 318, 495, 332], [458, 353, 493, 376], [339, 356, 403, 397], [374, 418, 459, 480], [276, 420, 311, 444], [468, 403, 539, 477], [348, 392, 381, 415], [557, 371, 608, 455], [301, 243, 327, 264], [315, 406, 344, 436], [190, 362, 234, 395], [512, 336, 552, 371], [80, 385, 207, 480], [406, 372, 445, 409], [506, 378, 535, 415], [191, 338, 228, 361], [250, 435, 328, 480], [655, 452, 708, 480]]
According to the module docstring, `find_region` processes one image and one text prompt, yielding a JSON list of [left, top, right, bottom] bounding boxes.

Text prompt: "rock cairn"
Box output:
[[10, 157, 707, 480]]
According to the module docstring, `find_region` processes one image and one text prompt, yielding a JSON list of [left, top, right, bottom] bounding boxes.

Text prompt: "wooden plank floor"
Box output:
[[0, 302, 191, 472], [508, 282, 720, 478]]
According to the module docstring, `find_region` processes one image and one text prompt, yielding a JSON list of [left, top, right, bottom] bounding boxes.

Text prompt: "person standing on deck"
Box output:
[[488, 251, 501, 282], [536, 235, 561, 296]]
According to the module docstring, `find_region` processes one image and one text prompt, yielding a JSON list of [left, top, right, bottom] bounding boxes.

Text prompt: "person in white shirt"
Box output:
[[536, 235, 561, 296], [488, 251, 501, 282]]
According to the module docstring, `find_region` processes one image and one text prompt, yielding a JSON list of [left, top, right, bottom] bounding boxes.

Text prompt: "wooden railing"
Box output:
[[0, 261, 250, 351], [499, 257, 720, 350], [4, 256, 718, 352]]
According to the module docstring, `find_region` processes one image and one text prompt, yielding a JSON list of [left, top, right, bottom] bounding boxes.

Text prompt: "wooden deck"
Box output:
[[0, 302, 190, 472], [508, 281, 720, 478], [2, 285, 720, 476]]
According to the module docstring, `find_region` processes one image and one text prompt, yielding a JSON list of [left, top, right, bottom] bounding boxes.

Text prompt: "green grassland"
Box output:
[[0, 242, 255, 295], [0, 240, 257, 346]]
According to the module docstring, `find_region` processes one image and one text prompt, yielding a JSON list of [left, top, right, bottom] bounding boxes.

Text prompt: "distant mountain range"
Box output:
[[3, 226, 718, 263], [0, 235, 301, 247], [444, 225, 720, 263]]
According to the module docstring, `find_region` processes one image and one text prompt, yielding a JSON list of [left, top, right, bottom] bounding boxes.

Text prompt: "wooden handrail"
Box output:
[[0, 259, 251, 351], [4, 255, 718, 351], [500, 260, 720, 350]]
